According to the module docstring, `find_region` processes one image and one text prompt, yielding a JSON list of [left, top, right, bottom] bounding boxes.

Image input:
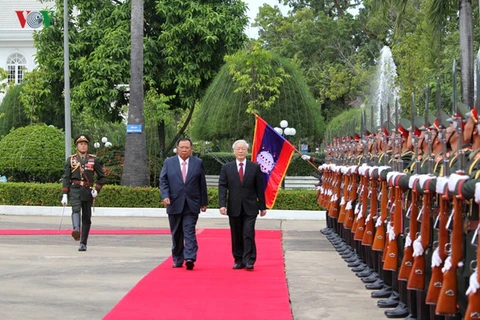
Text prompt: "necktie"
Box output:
[[182, 161, 187, 183], [239, 162, 244, 182]]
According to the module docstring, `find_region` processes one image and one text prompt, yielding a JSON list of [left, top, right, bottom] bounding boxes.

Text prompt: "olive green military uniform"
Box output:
[[62, 134, 105, 251]]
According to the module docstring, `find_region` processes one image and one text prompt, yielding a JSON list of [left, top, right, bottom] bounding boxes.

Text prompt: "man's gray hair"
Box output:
[[232, 139, 249, 150]]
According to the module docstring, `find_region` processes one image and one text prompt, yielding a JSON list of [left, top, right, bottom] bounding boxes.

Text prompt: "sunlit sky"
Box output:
[[243, 0, 289, 38]]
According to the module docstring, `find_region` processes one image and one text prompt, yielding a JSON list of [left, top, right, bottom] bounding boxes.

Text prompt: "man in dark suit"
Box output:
[[219, 139, 267, 271], [160, 138, 208, 270]]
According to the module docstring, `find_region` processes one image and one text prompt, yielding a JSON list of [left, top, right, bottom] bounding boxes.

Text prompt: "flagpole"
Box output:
[[290, 144, 322, 173]]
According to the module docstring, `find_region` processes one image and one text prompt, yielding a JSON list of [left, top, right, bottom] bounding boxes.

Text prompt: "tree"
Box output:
[[373, 0, 475, 107], [192, 45, 324, 143], [122, 0, 148, 187], [253, 3, 384, 123], [24, 0, 249, 160], [0, 85, 29, 138]]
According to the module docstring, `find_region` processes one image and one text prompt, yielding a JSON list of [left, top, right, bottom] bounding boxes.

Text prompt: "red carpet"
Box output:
[[103, 228, 292, 320], [0, 229, 170, 236]]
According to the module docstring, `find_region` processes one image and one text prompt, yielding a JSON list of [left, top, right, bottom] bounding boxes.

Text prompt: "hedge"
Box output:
[[0, 182, 323, 211]]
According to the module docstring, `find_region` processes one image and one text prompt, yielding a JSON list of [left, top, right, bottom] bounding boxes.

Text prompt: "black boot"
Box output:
[[79, 224, 91, 252], [71, 213, 80, 241], [384, 302, 409, 318]]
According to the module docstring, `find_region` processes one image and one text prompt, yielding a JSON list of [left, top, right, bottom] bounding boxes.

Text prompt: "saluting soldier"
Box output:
[[61, 134, 105, 251]]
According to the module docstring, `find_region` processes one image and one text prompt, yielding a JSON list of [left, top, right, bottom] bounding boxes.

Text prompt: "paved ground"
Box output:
[[0, 214, 388, 320]]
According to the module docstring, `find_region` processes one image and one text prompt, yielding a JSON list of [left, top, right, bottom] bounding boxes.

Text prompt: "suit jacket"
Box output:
[[218, 160, 266, 217], [159, 156, 208, 214]]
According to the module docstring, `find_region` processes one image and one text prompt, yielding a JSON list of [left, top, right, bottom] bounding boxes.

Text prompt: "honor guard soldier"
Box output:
[[61, 134, 105, 251]]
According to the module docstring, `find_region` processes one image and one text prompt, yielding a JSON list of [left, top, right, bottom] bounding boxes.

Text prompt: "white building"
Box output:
[[0, 0, 55, 101]]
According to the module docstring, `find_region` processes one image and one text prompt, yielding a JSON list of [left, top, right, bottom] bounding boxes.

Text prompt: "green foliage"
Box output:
[[225, 42, 291, 113], [0, 85, 29, 138], [0, 124, 65, 182], [192, 51, 324, 143], [253, 4, 384, 124], [325, 108, 363, 137], [0, 182, 320, 210], [201, 153, 236, 175], [27, 0, 249, 145]]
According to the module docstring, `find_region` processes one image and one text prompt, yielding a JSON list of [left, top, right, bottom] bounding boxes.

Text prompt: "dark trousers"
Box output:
[[168, 202, 199, 265], [229, 208, 257, 265], [70, 188, 92, 225]]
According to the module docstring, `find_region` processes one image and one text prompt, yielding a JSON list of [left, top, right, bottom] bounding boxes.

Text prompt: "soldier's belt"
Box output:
[[71, 179, 93, 188]]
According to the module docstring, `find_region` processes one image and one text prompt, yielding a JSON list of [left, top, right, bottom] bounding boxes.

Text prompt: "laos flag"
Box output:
[[252, 114, 295, 209]]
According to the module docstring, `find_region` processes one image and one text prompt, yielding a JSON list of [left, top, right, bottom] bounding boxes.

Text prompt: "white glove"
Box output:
[[387, 223, 396, 241], [431, 248, 443, 267], [404, 232, 412, 248], [412, 236, 424, 257], [475, 182, 480, 204], [442, 256, 452, 273], [466, 270, 480, 295], [91, 189, 98, 198], [436, 177, 449, 195], [409, 175, 419, 189], [448, 173, 469, 193], [301, 155, 311, 161], [61, 194, 68, 205]]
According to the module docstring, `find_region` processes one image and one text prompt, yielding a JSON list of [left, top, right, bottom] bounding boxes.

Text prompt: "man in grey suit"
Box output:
[[160, 138, 208, 270], [219, 139, 267, 271]]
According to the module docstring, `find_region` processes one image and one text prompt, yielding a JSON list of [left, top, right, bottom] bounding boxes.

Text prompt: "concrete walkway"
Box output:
[[0, 212, 388, 320]]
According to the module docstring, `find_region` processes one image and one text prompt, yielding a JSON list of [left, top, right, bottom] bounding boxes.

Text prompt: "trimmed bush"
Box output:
[[0, 182, 323, 211], [0, 124, 66, 182]]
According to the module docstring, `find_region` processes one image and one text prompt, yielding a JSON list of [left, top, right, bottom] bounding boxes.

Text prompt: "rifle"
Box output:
[[426, 78, 449, 305], [372, 109, 389, 252], [399, 96, 420, 280], [463, 50, 480, 319], [408, 85, 434, 290], [436, 59, 465, 316], [383, 103, 403, 270], [465, 226, 480, 320], [362, 108, 377, 246], [354, 112, 367, 239]]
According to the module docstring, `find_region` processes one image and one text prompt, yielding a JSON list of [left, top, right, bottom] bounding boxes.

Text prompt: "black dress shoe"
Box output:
[[233, 263, 245, 269], [356, 268, 373, 278], [347, 259, 362, 267], [371, 286, 392, 298], [404, 314, 416, 319], [377, 291, 400, 308], [345, 255, 360, 263], [245, 264, 254, 271], [172, 263, 183, 268], [186, 260, 194, 270], [361, 273, 379, 283], [384, 302, 409, 318], [351, 264, 367, 272], [340, 250, 354, 257], [78, 243, 87, 251], [320, 227, 333, 235], [365, 279, 384, 290]]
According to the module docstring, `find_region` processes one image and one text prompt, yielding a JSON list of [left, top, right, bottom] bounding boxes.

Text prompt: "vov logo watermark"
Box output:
[[15, 10, 55, 29]]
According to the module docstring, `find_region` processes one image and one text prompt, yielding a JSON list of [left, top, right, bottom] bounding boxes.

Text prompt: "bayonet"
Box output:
[[453, 59, 465, 173]]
